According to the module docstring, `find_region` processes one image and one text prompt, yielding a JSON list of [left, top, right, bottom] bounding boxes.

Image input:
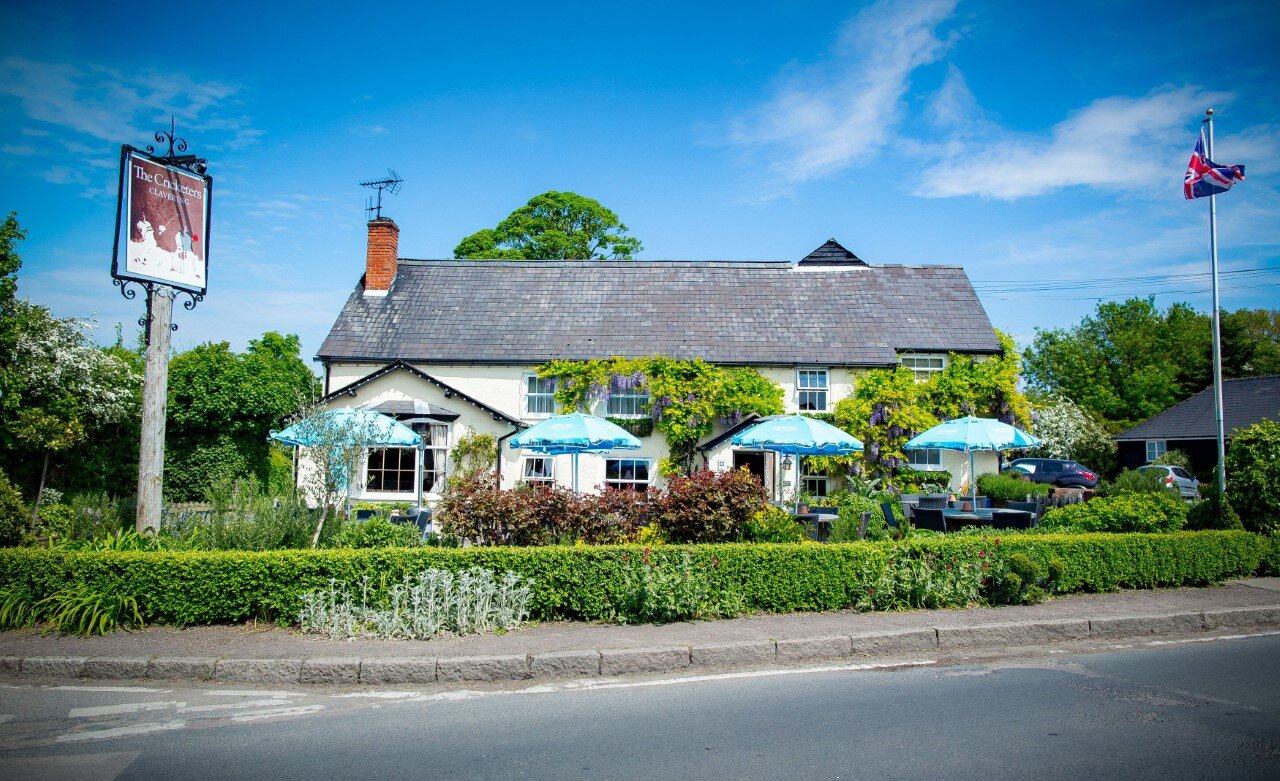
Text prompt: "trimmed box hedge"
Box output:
[[0, 531, 1268, 627]]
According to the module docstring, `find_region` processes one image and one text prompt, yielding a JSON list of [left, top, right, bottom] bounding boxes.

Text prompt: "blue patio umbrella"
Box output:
[[731, 415, 863, 510], [903, 415, 1039, 503], [269, 407, 422, 497], [508, 412, 642, 493]]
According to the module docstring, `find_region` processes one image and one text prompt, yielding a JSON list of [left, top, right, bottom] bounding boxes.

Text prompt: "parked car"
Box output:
[[1138, 465, 1202, 500], [1003, 458, 1099, 489]]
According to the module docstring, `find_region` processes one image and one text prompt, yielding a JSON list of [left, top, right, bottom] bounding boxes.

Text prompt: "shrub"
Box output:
[[610, 550, 736, 623], [161, 476, 319, 551], [894, 470, 952, 493], [1041, 491, 1188, 534], [1098, 468, 1167, 497], [330, 516, 423, 548], [1225, 419, 1280, 534], [987, 552, 1065, 605], [743, 506, 807, 543], [978, 472, 1050, 503], [1152, 449, 1192, 470], [649, 469, 768, 543], [0, 471, 27, 547], [1185, 469, 1243, 531]]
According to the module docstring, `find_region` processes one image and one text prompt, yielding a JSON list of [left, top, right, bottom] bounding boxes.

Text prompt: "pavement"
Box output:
[[2, 578, 1278, 687]]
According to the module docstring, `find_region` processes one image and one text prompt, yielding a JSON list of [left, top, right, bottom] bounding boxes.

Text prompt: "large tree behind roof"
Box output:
[[453, 191, 642, 260]]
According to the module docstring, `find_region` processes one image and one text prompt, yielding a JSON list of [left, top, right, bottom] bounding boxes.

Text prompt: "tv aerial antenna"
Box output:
[[359, 169, 404, 219]]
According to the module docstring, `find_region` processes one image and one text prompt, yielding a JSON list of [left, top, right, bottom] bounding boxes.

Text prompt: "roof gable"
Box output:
[[798, 238, 866, 266], [323, 360, 524, 427], [1114, 375, 1280, 441]]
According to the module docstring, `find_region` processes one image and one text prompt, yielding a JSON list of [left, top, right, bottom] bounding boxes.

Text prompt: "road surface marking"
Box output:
[[70, 701, 184, 718], [563, 660, 937, 692], [0, 715, 12, 724], [229, 705, 324, 723], [50, 685, 171, 694], [1146, 630, 1280, 646], [56, 720, 187, 743], [336, 691, 420, 699], [207, 689, 302, 698], [178, 699, 295, 714]]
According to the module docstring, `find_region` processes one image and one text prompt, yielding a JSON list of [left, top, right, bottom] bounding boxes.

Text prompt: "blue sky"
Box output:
[[2, 0, 1277, 368]]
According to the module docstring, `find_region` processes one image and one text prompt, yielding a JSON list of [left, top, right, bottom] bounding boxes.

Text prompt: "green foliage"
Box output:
[[743, 506, 807, 543], [1099, 468, 1168, 497], [1027, 393, 1117, 475], [987, 552, 1064, 605], [537, 356, 783, 474], [0, 532, 1264, 626], [649, 469, 769, 543], [453, 191, 642, 260], [36, 584, 145, 636], [450, 431, 498, 478], [892, 470, 953, 494], [1152, 449, 1192, 469], [1225, 419, 1280, 534], [1185, 470, 1243, 531], [611, 551, 736, 623], [161, 477, 322, 551], [978, 472, 1050, 502], [330, 516, 422, 549], [166, 333, 320, 502], [0, 470, 25, 547], [1041, 492, 1188, 534]]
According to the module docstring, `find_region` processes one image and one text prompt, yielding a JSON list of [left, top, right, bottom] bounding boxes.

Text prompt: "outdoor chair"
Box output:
[[354, 509, 377, 522], [880, 501, 899, 529], [858, 511, 871, 540], [911, 507, 948, 533], [989, 509, 1034, 530], [899, 501, 916, 522], [917, 495, 948, 510]]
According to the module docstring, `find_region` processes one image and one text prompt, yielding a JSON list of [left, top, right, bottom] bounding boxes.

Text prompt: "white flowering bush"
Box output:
[[1029, 395, 1115, 470], [14, 311, 137, 424]]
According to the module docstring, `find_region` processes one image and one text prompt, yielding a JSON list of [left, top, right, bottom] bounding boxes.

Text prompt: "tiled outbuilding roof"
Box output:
[[318, 258, 1000, 366], [1114, 375, 1280, 441]]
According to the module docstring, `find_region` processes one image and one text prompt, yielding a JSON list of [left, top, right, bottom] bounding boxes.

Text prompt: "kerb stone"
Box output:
[[937, 619, 1089, 649], [21, 656, 87, 678], [82, 657, 150, 680], [359, 657, 437, 685], [148, 657, 216, 681], [851, 629, 938, 656], [530, 650, 600, 679], [776, 636, 852, 662], [1202, 606, 1280, 630], [600, 647, 690, 676], [0, 657, 22, 675], [215, 658, 302, 684], [1089, 612, 1204, 637], [301, 658, 361, 685], [437, 654, 530, 682], [691, 641, 776, 668]]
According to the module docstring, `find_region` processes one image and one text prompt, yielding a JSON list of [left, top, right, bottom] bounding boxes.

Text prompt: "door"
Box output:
[[733, 450, 766, 487]]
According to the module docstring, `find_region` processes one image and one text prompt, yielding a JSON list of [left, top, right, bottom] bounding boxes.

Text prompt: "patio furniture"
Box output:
[[917, 495, 948, 510], [858, 511, 871, 540], [912, 507, 948, 533], [354, 508, 378, 522], [1006, 501, 1041, 525], [990, 509, 1035, 530], [795, 512, 835, 543], [880, 501, 899, 529]]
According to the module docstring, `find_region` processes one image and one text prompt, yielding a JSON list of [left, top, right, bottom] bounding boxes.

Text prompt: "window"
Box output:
[[524, 374, 555, 417], [907, 448, 944, 471], [1145, 440, 1167, 463], [900, 354, 948, 382], [366, 447, 416, 493], [796, 368, 829, 412], [522, 457, 555, 486], [420, 423, 450, 494], [605, 458, 650, 491], [606, 388, 649, 418], [800, 457, 828, 498]]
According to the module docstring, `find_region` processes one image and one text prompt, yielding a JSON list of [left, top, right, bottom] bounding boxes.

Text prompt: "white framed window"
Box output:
[[796, 368, 829, 412], [420, 423, 450, 494], [522, 456, 555, 486], [606, 388, 649, 418], [605, 458, 650, 491], [366, 447, 417, 493], [900, 353, 948, 382], [800, 457, 828, 498], [907, 448, 944, 471], [524, 374, 555, 418], [1145, 440, 1167, 463]]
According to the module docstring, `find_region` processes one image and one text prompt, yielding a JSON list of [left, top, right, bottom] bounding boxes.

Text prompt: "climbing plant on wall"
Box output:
[[536, 357, 784, 476]]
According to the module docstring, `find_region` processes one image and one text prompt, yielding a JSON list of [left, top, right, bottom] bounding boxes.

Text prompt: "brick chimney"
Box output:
[[363, 217, 399, 296]]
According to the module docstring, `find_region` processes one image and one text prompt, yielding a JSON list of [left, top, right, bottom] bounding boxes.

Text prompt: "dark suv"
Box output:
[[1004, 458, 1099, 488]]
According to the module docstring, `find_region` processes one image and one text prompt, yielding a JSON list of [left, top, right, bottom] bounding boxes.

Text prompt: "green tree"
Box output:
[[454, 191, 643, 260], [0, 211, 26, 351], [165, 332, 321, 501], [1224, 418, 1280, 534]]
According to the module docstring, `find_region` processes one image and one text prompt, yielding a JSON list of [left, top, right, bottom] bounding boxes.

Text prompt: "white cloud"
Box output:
[[729, 0, 958, 187]]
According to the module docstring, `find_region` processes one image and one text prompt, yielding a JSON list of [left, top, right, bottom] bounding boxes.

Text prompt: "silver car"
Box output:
[[1138, 465, 1201, 500]]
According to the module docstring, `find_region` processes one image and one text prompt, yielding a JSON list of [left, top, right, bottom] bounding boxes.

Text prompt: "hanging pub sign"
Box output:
[[111, 146, 212, 295]]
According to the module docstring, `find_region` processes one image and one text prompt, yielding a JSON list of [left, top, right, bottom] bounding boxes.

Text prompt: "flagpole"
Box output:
[[1203, 108, 1228, 498]]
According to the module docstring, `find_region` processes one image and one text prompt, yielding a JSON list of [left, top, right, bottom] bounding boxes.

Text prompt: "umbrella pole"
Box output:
[[970, 450, 977, 506], [573, 452, 579, 495]]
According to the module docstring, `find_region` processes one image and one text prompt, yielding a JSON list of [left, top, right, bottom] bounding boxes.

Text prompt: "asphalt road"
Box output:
[[2, 633, 1279, 780]]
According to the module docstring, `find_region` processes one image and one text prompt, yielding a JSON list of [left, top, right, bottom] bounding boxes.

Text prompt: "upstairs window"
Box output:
[[606, 388, 650, 418], [524, 374, 555, 417], [796, 368, 829, 412], [900, 354, 948, 382]]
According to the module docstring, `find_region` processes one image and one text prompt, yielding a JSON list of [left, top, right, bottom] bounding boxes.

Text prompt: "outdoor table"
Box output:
[[795, 513, 836, 543], [941, 508, 995, 529]]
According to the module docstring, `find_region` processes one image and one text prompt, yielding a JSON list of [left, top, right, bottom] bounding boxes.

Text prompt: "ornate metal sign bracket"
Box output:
[[146, 116, 209, 175], [114, 278, 184, 346]]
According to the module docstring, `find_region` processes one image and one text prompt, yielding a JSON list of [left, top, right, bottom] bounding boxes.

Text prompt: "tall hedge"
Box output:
[[0, 532, 1264, 626]]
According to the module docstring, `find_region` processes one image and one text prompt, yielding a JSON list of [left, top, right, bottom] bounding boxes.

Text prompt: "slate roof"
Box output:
[[318, 258, 1001, 366], [1114, 375, 1280, 441]]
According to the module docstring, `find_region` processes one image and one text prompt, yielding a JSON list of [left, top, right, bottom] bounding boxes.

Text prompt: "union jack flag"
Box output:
[[1185, 131, 1245, 199]]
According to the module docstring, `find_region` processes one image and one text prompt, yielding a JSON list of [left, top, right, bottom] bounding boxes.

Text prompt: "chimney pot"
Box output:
[[364, 217, 399, 296]]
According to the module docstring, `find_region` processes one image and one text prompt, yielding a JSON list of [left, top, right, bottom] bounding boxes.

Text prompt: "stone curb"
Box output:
[[1, 605, 1277, 685]]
